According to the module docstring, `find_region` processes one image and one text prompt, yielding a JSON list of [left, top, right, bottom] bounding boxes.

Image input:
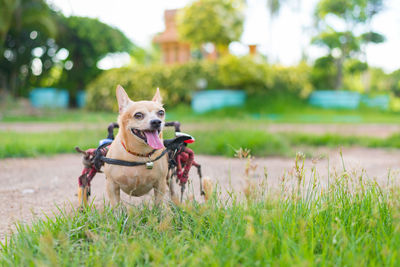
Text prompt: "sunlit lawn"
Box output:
[[2, 127, 400, 159], [1, 95, 400, 124], [1, 96, 400, 159], [1, 157, 399, 266]]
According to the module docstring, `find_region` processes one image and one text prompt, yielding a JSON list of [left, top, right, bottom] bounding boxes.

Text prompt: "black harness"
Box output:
[[93, 135, 190, 171]]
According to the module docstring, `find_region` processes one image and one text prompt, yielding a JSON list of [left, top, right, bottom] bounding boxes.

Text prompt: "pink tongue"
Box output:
[[144, 131, 164, 149]]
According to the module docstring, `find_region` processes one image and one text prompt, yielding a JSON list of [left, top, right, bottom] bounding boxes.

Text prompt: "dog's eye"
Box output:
[[157, 110, 165, 117], [134, 112, 144, 120]]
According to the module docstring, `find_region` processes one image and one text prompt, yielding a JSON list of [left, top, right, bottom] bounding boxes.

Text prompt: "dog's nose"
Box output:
[[150, 119, 162, 129]]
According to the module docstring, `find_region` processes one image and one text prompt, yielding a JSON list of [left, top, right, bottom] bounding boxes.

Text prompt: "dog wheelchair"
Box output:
[[75, 121, 203, 206]]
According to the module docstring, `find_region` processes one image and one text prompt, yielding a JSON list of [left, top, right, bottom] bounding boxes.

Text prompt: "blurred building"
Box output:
[[248, 44, 257, 56], [153, 9, 258, 65], [153, 9, 191, 64]]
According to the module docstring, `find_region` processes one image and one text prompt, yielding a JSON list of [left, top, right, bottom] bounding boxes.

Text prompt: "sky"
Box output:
[[47, 0, 400, 73]]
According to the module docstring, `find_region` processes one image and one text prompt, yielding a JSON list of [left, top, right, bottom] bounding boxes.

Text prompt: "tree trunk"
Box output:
[[0, 72, 7, 91], [334, 56, 344, 90], [9, 68, 18, 97]]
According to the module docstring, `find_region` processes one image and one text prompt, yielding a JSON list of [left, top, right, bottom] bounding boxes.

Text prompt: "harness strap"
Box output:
[[100, 148, 168, 167], [93, 137, 182, 169]]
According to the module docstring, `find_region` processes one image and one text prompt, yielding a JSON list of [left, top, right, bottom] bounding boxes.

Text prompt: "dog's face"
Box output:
[[116, 85, 165, 150]]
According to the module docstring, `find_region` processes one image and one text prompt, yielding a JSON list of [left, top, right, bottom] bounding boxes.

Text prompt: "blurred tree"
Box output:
[[53, 16, 133, 105], [345, 58, 368, 75], [310, 55, 336, 89], [266, 0, 291, 17], [366, 67, 390, 92], [312, 0, 385, 90], [389, 69, 400, 97], [0, 0, 57, 96], [0, 0, 17, 43], [177, 0, 245, 54], [130, 44, 161, 66], [0, 1, 133, 104]]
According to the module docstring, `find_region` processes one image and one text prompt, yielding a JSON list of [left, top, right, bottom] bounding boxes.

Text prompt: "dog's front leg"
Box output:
[[106, 178, 121, 207], [153, 179, 166, 206], [167, 171, 176, 198]]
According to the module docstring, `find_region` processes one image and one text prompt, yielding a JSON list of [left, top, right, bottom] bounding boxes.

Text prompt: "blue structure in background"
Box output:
[[30, 88, 69, 108], [191, 90, 246, 113], [76, 91, 86, 108], [309, 90, 361, 109], [309, 90, 389, 110], [361, 94, 390, 110]]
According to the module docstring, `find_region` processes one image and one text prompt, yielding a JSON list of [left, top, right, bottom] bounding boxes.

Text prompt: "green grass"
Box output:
[[3, 128, 400, 159], [0, 109, 117, 123], [0, 130, 104, 158], [190, 130, 400, 157], [1, 157, 399, 266], [2, 95, 400, 124], [189, 130, 292, 157]]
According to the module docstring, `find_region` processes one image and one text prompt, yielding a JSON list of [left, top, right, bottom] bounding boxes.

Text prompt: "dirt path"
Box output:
[[1, 122, 399, 138], [2, 147, 400, 241]]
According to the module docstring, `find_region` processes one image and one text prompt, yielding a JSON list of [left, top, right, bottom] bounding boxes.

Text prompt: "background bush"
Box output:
[[86, 55, 313, 111]]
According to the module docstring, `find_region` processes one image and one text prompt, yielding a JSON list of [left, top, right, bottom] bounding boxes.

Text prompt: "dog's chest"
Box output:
[[106, 158, 167, 196]]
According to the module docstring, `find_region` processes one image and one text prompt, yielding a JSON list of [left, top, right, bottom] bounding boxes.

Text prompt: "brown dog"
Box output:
[[104, 85, 168, 206]]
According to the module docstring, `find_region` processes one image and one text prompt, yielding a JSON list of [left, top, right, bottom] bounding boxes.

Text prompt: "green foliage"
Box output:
[[1, 168, 400, 265], [360, 31, 386, 43], [217, 56, 312, 95], [389, 69, 400, 96], [86, 61, 217, 111], [0, 0, 58, 96], [312, 30, 359, 52], [345, 58, 368, 74], [0, 0, 57, 43], [312, 0, 385, 90], [311, 59, 398, 93], [53, 16, 133, 103], [310, 55, 336, 89], [267, 62, 313, 97], [177, 0, 245, 50], [58, 17, 132, 65], [316, 0, 384, 22], [86, 55, 312, 111], [365, 67, 390, 92], [316, 0, 353, 18], [216, 55, 268, 93], [0, 1, 133, 102], [266, 0, 286, 16], [0, 0, 17, 42], [130, 44, 162, 66]]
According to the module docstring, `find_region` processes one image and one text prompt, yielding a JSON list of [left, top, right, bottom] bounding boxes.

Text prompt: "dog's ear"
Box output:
[[116, 85, 132, 113], [152, 88, 162, 104]]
